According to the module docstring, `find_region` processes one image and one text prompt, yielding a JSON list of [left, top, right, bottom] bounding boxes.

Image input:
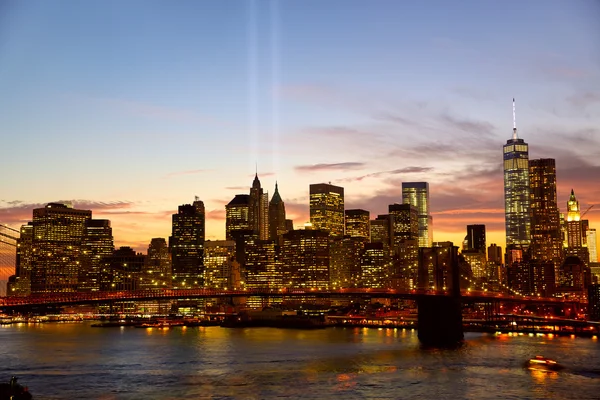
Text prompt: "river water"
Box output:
[[1, 323, 599, 399]]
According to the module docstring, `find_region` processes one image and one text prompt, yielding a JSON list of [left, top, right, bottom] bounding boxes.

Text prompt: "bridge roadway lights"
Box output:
[[417, 295, 464, 347]]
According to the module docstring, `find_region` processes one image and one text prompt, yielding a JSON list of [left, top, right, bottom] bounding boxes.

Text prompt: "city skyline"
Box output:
[[1, 1, 599, 256]]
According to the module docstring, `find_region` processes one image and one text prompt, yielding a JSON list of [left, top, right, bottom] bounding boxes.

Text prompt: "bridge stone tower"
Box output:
[[417, 245, 463, 347]]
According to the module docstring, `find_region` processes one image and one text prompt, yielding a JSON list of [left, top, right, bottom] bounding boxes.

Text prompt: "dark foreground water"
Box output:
[[1, 323, 599, 399]]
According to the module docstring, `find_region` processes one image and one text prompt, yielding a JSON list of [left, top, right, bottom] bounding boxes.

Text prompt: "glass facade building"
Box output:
[[402, 182, 433, 247], [503, 133, 531, 247]]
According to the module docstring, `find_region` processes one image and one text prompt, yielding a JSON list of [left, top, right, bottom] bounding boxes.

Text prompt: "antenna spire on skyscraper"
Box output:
[[512, 98, 518, 140]]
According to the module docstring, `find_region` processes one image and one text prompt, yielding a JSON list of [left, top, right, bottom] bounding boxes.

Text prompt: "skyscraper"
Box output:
[[203, 240, 236, 289], [282, 229, 330, 288], [388, 203, 419, 248], [268, 182, 287, 241], [30, 203, 92, 293], [361, 242, 388, 288], [329, 237, 363, 288], [565, 189, 589, 265], [588, 228, 598, 263], [566, 189, 582, 247], [79, 219, 114, 292], [345, 209, 370, 241], [529, 158, 562, 264], [309, 183, 344, 238], [464, 224, 486, 252], [370, 214, 392, 255], [249, 174, 269, 240], [503, 99, 530, 247], [225, 194, 250, 240], [402, 182, 433, 247], [170, 199, 205, 288]]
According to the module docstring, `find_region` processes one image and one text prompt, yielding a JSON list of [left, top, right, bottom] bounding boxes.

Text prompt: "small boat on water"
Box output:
[[135, 320, 185, 329], [0, 376, 33, 400], [525, 356, 564, 372]]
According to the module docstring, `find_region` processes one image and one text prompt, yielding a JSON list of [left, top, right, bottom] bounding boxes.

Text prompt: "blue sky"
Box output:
[[1, 0, 599, 253]]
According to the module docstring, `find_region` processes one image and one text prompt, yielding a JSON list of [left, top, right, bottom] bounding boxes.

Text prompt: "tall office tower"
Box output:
[[389, 204, 419, 289], [345, 209, 370, 241], [226, 194, 250, 240], [100, 247, 146, 291], [402, 182, 433, 247], [203, 240, 236, 289], [11, 223, 34, 296], [370, 215, 392, 255], [309, 183, 345, 238], [142, 238, 171, 289], [388, 204, 418, 248], [361, 243, 388, 288], [249, 174, 269, 240], [30, 203, 92, 293], [170, 199, 205, 288], [503, 99, 530, 247], [588, 229, 598, 263], [268, 182, 287, 241], [464, 225, 486, 252], [529, 159, 563, 264], [79, 219, 114, 292], [566, 189, 582, 246], [329, 237, 363, 288], [245, 240, 281, 289], [282, 229, 330, 288], [565, 189, 590, 266]]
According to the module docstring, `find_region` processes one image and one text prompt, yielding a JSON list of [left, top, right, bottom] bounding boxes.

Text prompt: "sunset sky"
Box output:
[[1, 0, 599, 265]]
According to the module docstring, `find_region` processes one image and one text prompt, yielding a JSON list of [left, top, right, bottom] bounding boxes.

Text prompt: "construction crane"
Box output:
[[581, 204, 595, 219]]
